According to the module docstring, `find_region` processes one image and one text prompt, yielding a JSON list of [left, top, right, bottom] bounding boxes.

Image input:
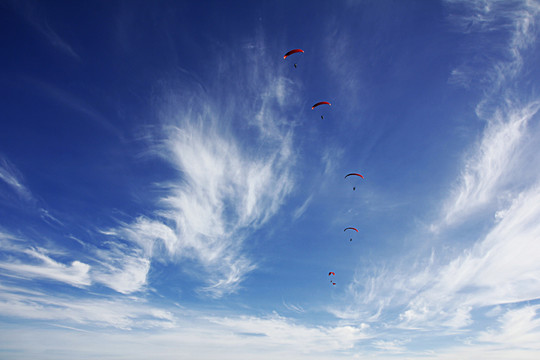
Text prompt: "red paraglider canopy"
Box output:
[[312, 101, 331, 110], [344, 173, 364, 179], [344, 227, 359, 232], [328, 272, 335, 276], [283, 49, 304, 59]]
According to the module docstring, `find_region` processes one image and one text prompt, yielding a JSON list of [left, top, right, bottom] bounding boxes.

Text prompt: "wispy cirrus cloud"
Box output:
[[406, 305, 540, 360], [282, 300, 305, 313], [22, 78, 124, 139], [0, 230, 148, 293], [477, 305, 540, 350], [332, 1, 540, 355], [8, 0, 80, 60], [0, 155, 33, 202], [207, 312, 371, 352], [0, 284, 175, 330], [391, 184, 540, 331], [94, 35, 298, 298], [447, 0, 540, 90], [0, 34, 298, 299], [0, 233, 91, 287], [91, 240, 150, 294], [441, 0, 540, 227], [0, 308, 370, 360], [440, 100, 540, 226]]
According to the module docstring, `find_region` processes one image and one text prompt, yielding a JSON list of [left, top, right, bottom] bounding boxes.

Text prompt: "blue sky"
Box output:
[[1, 0, 540, 358]]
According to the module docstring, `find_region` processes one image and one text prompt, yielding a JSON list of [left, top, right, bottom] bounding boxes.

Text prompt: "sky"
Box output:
[[1, 0, 540, 359]]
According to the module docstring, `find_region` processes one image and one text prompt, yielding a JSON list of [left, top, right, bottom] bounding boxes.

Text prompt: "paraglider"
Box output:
[[344, 227, 358, 241], [329, 271, 336, 285], [284, 49, 303, 68], [344, 173, 364, 190], [312, 101, 331, 119]]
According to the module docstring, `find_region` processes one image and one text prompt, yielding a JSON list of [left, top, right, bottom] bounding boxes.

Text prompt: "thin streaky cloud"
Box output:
[[438, 0, 540, 227], [10, 0, 80, 60], [39, 208, 64, 227], [67, 235, 86, 247], [372, 339, 410, 354], [0, 312, 370, 360], [95, 42, 298, 298], [0, 289, 176, 330], [157, 119, 293, 296], [337, 181, 540, 332], [477, 305, 540, 349], [0, 250, 91, 287], [91, 240, 150, 294], [441, 100, 540, 226], [447, 0, 540, 92], [0, 155, 33, 201], [33, 19, 80, 60], [23, 77, 124, 139], [4, 2, 540, 358], [400, 183, 540, 330], [292, 194, 313, 220], [206, 313, 372, 352], [282, 300, 305, 313], [48, 323, 92, 333]]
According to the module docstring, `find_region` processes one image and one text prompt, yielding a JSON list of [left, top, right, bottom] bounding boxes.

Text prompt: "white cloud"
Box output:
[[0, 287, 175, 330], [477, 305, 540, 349], [0, 309, 372, 360], [441, 0, 540, 227], [86, 238, 150, 294], [391, 3, 540, 331], [282, 300, 305, 313], [9, 0, 80, 59], [0, 155, 33, 201], [372, 338, 410, 354], [338, 181, 540, 338], [328, 3, 540, 350], [396, 182, 540, 328], [0, 240, 91, 287], [292, 194, 313, 220], [93, 254, 150, 294], [447, 0, 540, 89], [442, 100, 540, 226], [2, 35, 297, 299], [150, 116, 294, 297], [96, 38, 298, 297], [207, 312, 371, 353]]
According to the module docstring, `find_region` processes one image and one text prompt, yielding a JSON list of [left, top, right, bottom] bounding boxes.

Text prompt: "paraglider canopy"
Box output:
[[312, 101, 331, 110], [344, 173, 364, 179], [284, 49, 304, 59], [328, 272, 335, 276]]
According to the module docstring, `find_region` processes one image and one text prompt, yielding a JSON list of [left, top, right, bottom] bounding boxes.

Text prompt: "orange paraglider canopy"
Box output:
[[344, 173, 364, 179], [312, 101, 331, 110], [283, 49, 304, 59]]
